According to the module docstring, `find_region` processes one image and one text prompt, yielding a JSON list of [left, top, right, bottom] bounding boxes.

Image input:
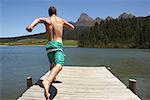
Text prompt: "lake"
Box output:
[[0, 46, 150, 100]]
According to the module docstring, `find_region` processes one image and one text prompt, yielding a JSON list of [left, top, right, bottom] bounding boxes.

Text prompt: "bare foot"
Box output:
[[42, 80, 50, 100]]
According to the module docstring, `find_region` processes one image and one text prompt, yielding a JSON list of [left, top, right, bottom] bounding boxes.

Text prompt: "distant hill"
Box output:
[[93, 17, 104, 25], [0, 33, 46, 43], [75, 12, 136, 26], [75, 13, 94, 26], [118, 12, 135, 20], [106, 16, 114, 21]]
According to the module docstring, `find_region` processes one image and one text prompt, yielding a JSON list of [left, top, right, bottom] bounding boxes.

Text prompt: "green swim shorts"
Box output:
[[46, 41, 65, 66]]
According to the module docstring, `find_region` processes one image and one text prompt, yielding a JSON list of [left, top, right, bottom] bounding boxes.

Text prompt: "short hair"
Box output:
[[48, 6, 57, 17]]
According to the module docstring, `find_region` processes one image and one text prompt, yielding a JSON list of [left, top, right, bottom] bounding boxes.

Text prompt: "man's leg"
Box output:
[[50, 64, 57, 81], [48, 64, 62, 83], [42, 64, 62, 100], [50, 50, 64, 81]]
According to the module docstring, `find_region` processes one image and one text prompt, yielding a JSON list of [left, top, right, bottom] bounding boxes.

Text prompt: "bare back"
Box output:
[[26, 14, 74, 44], [45, 15, 64, 43]]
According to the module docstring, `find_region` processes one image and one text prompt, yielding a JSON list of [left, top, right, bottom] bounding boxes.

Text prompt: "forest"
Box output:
[[77, 17, 150, 48]]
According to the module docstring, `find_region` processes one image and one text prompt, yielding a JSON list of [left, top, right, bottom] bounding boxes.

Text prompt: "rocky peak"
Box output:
[[80, 13, 89, 17], [118, 12, 135, 19], [75, 13, 93, 26], [75, 12, 136, 26], [93, 17, 103, 24], [106, 16, 114, 21]]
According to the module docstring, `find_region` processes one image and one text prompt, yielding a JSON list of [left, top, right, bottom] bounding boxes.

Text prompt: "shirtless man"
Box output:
[[26, 6, 74, 100]]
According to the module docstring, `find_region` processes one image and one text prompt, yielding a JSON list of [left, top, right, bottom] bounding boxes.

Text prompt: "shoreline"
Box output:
[[0, 44, 78, 47], [1, 44, 150, 49], [0, 39, 78, 47]]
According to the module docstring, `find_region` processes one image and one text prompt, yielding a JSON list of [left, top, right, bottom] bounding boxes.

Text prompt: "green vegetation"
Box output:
[[0, 39, 47, 46], [63, 40, 78, 47], [78, 17, 150, 48], [0, 38, 78, 47]]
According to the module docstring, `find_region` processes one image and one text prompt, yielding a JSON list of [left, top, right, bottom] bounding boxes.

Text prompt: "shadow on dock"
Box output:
[[35, 79, 62, 100]]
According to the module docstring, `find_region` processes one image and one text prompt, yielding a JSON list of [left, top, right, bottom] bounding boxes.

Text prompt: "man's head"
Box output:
[[48, 6, 57, 17]]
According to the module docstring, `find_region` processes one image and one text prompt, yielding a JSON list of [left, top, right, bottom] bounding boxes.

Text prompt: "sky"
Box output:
[[1, 0, 150, 38]]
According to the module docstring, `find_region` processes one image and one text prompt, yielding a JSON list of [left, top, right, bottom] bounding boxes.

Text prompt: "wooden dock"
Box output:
[[17, 66, 141, 100]]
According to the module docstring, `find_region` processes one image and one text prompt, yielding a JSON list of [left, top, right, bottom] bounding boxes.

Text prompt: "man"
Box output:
[[26, 6, 74, 100]]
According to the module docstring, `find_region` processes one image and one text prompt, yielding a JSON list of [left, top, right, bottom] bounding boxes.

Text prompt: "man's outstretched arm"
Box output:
[[63, 20, 75, 30], [26, 18, 47, 32]]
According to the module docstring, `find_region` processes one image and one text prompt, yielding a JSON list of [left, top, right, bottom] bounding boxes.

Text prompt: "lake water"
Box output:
[[0, 46, 150, 100]]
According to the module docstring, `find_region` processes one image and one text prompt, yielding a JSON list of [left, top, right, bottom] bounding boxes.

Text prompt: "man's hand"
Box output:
[[26, 26, 33, 32]]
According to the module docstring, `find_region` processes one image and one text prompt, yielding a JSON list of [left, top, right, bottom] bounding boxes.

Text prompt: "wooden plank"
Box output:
[[17, 66, 141, 100]]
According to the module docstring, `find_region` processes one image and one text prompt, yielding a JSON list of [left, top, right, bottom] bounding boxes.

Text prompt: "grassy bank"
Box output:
[[63, 40, 78, 47], [0, 39, 78, 47]]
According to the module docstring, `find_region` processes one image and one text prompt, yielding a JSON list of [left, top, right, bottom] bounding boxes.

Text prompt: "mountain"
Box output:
[[105, 16, 114, 21], [75, 13, 105, 26], [118, 12, 136, 19], [93, 17, 104, 24], [75, 12, 136, 26], [75, 13, 93, 26]]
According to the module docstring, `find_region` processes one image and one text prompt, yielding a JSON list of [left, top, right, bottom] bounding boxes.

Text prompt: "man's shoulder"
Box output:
[[38, 17, 49, 22], [56, 16, 65, 22]]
